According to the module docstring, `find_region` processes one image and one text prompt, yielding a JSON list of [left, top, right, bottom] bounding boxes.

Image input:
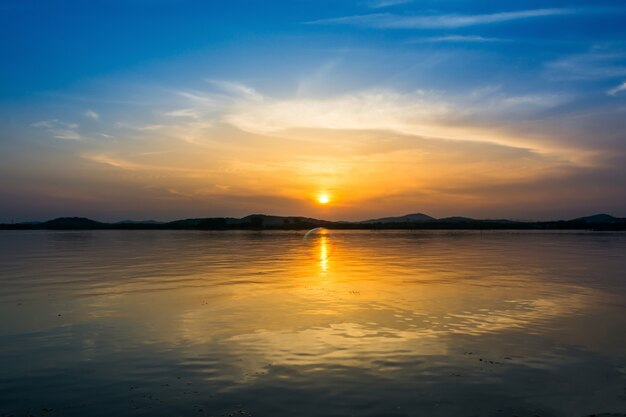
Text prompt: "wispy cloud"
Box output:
[[163, 108, 200, 119], [84, 109, 99, 120], [147, 81, 569, 158], [307, 8, 574, 29], [411, 35, 506, 43], [137, 124, 165, 131], [368, 0, 412, 9], [31, 119, 78, 129], [82, 154, 143, 170], [223, 89, 451, 135], [129, 80, 571, 161], [50, 129, 81, 140], [546, 50, 626, 80], [205, 80, 263, 102], [608, 81, 626, 96], [220, 88, 568, 151], [31, 119, 81, 140]]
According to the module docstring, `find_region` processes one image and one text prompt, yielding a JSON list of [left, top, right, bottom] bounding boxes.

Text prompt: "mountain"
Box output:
[[115, 220, 164, 225], [360, 213, 436, 224], [1, 213, 625, 230], [42, 217, 106, 229], [438, 216, 476, 223], [164, 217, 240, 228], [240, 214, 332, 227], [573, 214, 620, 223], [163, 214, 332, 229]]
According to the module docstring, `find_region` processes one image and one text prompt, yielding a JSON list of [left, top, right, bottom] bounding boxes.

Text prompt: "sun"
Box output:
[[317, 194, 330, 205]]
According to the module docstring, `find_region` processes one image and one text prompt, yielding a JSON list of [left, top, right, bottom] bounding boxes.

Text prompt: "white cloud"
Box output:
[[117, 80, 567, 159], [31, 119, 78, 129], [163, 108, 200, 119], [607, 81, 626, 96], [31, 120, 56, 128], [546, 50, 626, 80], [296, 60, 338, 96], [84, 109, 99, 120], [223, 90, 451, 135], [31, 119, 81, 140], [307, 9, 574, 29], [51, 129, 81, 140], [368, 0, 412, 9], [212, 87, 568, 151], [205, 80, 264, 102], [116, 81, 572, 161], [137, 124, 165, 131], [412, 35, 506, 43]]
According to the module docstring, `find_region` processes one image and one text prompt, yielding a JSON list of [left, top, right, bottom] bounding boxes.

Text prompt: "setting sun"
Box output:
[[317, 194, 330, 205]]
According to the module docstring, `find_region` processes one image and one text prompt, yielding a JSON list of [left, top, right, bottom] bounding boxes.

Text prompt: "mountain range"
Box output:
[[1, 213, 624, 231]]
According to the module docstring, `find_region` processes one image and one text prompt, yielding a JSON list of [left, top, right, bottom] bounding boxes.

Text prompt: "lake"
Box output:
[[1, 230, 625, 417]]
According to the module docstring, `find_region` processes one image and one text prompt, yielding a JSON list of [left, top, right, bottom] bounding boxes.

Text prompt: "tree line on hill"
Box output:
[[1, 213, 625, 231]]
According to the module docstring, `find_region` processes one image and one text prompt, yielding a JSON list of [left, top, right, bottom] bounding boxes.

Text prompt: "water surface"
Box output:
[[1, 230, 625, 417]]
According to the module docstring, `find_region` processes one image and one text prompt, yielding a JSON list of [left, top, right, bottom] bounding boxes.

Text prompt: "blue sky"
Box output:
[[1, 0, 626, 221]]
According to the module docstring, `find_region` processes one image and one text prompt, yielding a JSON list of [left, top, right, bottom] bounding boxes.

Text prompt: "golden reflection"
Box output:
[[319, 235, 329, 273], [55, 232, 618, 379]]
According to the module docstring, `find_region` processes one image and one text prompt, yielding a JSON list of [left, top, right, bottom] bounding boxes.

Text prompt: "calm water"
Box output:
[[1, 230, 625, 417]]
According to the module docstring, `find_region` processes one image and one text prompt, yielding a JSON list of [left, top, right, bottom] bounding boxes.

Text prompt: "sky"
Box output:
[[1, 0, 626, 222]]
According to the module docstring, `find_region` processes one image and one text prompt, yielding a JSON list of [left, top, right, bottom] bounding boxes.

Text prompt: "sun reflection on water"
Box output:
[[319, 235, 329, 273], [2, 229, 622, 415]]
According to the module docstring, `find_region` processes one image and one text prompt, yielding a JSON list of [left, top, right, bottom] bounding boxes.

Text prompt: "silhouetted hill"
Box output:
[[164, 214, 333, 230], [1, 213, 624, 230], [361, 213, 435, 224], [164, 217, 240, 229], [361, 213, 520, 225], [574, 214, 620, 223], [241, 214, 335, 228], [438, 216, 475, 223], [116, 220, 164, 225], [42, 217, 106, 229]]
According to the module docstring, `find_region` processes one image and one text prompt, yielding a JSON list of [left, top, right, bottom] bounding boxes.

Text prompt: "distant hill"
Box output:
[[240, 214, 333, 227], [165, 214, 333, 229], [361, 213, 519, 225], [1, 213, 624, 230], [115, 220, 164, 225], [361, 213, 435, 224], [574, 214, 620, 223], [438, 216, 475, 223], [42, 217, 105, 229]]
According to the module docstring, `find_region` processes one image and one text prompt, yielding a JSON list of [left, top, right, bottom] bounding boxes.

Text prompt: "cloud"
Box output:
[[307, 8, 574, 29], [31, 119, 81, 140], [82, 154, 144, 170], [607, 81, 626, 96], [411, 35, 506, 43], [296, 60, 338, 96], [84, 109, 99, 120], [223, 90, 451, 135], [143, 81, 571, 161], [368, 0, 412, 9], [51, 129, 81, 140], [31, 119, 78, 129], [163, 108, 200, 119], [137, 124, 165, 131], [216, 88, 568, 152], [205, 80, 263, 102], [546, 50, 626, 80]]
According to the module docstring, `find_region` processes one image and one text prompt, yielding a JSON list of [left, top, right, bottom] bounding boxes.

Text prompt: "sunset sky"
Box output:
[[1, 0, 626, 222]]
